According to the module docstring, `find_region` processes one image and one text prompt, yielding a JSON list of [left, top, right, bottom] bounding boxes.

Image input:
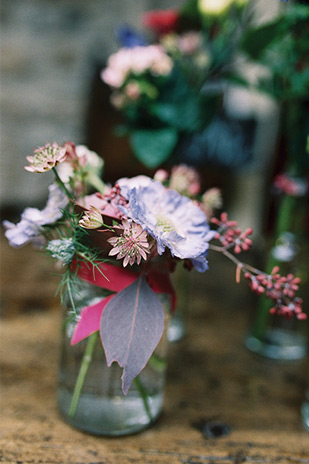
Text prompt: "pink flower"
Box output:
[[101, 45, 173, 89], [273, 173, 308, 197], [107, 219, 150, 267], [25, 143, 67, 173], [178, 32, 203, 55], [77, 185, 129, 222], [125, 81, 141, 101], [169, 165, 201, 197], [201, 188, 222, 218], [154, 169, 169, 183]]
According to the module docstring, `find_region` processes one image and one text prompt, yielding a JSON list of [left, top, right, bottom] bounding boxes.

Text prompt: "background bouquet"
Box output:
[[101, 0, 253, 170]]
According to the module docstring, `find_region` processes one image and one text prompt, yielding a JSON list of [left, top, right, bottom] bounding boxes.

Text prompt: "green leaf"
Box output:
[[131, 128, 178, 168], [152, 98, 203, 132], [240, 20, 284, 60]]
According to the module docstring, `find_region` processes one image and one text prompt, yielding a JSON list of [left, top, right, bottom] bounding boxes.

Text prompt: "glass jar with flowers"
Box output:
[[3, 142, 307, 436]]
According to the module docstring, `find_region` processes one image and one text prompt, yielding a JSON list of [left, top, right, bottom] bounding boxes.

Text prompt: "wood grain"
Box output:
[[1, 234, 308, 464]]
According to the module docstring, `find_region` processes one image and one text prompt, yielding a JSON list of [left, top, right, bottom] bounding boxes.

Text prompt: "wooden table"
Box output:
[[1, 235, 308, 463]]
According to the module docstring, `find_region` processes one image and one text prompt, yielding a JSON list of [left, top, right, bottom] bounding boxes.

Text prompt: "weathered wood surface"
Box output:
[[1, 235, 308, 464]]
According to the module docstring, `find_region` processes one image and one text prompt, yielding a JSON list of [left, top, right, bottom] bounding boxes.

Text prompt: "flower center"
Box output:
[[156, 215, 175, 233]]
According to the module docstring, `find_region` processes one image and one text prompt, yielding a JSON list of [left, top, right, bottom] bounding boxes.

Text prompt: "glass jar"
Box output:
[[57, 279, 170, 436], [168, 264, 190, 342], [301, 375, 309, 432], [246, 232, 308, 360]]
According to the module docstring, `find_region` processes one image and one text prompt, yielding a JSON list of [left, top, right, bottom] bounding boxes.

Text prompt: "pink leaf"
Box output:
[[70, 295, 113, 345], [100, 276, 165, 395]]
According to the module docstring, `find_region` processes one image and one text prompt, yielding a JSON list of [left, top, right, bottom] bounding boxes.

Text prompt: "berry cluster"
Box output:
[[211, 213, 253, 254], [245, 266, 306, 320], [210, 213, 306, 321]]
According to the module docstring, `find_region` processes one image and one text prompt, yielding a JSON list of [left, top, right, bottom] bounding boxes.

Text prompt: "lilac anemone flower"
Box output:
[[119, 178, 215, 272], [3, 183, 68, 248]]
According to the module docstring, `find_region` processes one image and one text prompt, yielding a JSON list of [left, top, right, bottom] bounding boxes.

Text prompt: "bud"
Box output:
[[79, 206, 104, 229]]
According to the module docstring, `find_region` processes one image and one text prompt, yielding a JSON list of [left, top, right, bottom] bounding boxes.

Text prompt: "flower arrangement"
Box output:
[[3, 142, 307, 427], [101, 0, 252, 169]]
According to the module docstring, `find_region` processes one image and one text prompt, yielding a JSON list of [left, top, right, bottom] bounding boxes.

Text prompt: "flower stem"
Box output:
[[133, 376, 153, 423], [52, 167, 74, 201], [69, 332, 98, 418]]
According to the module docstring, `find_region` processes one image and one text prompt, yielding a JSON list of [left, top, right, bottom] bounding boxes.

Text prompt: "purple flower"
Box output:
[[119, 178, 215, 271], [3, 183, 68, 248]]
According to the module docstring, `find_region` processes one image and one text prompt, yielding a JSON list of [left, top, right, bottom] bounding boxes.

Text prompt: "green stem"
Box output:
[[87, 173, 106, 195], [52, 167, 74, 201], [251, 196, 299, 340], [133, 376, 153, 423], [69, 332, 98, 418]]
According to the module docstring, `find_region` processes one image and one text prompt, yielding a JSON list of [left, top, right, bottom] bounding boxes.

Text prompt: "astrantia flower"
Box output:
[[107, 219, 150, 267], [118, 178, 215, 272], [46, 238, 75, 265], [25, 143, 67, 173], [79, 206, 104, 229], [3, 183, 68, 248]]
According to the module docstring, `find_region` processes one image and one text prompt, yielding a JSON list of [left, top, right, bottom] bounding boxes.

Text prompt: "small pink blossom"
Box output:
[[25, 143, 67, 173], [273, 173, 308, 197], [169, 165, 201, 197], [154, 169, 169, 183], [125, 81, 141, 101], [178, 31, 203, 55], [107, 219, 150, 267], [201, 188, 222, 218]]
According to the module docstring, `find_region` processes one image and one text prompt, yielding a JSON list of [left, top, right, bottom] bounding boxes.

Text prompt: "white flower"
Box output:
[[198, 0, 234, 15], [46, 238, 75, 265], [56, 145, 104, 184], [3, 183, 68, 248]]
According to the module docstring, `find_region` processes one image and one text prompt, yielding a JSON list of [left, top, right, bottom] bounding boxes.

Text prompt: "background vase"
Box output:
[[57, 278, 170, 436], [246, 232, 308, 360], [301, 385, 309, 431]]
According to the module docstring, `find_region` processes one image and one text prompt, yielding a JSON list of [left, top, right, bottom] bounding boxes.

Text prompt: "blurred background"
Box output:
[[1, 0, 281, 237]]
